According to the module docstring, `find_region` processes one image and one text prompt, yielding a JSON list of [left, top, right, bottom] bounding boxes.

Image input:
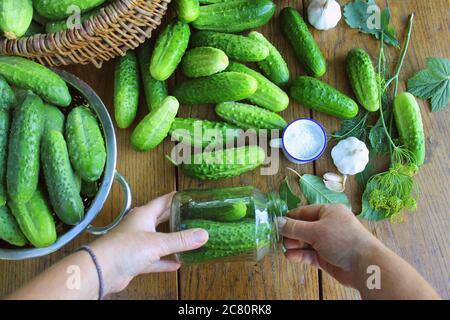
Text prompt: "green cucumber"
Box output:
[[181, 47, 229, 78], [7, 92, 44, 203], [0, 75, 15, 110], [81, 180, 99, 198], [0, 0, 33, 39], [137, 41, 168, 111], [150, 20, 191, 81], [280, 7, 326, 78], [190, 31, 269, 62], [114, 51, 140, 129], [41, 131, 84, 225], [216, 101, 287, 130], [227, 62, 289, 112], [192, 0, 276, 33], [181, 218, 271, 251], [0, 109, 10, 206], [179, 145, 265, 180], [180, 247, 245, 263], [131, 96, 179, 151], [66, 106, 106, 181], [187, 202, 247, 222], [346, 48, 380, 112], [9, 189, 57, 248], [45, 8, 100, 33], [290, 76, 359, 119], [169, 118, 242, 147], [0, 205, 27, 247], [176, 0, 200, 23], [248, 31, 290, 86], [0, 56, 72, 107], [34, 0, 107, 21], [173, 72, 258, 105], [393, 92, 425, 166], [42, 103, 65, 135]]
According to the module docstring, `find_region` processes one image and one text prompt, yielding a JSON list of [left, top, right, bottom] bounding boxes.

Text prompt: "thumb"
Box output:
[[277, 216, 317, 244], [157, 229, 209, 256]]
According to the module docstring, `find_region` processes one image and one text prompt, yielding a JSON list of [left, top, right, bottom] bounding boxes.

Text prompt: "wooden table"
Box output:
[[0, 0, 449, 299]]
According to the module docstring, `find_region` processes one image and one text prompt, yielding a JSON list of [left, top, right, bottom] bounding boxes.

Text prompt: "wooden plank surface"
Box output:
[[0, 0, 449, 300]]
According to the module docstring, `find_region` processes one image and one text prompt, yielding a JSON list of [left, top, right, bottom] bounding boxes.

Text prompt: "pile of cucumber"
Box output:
[[0, 56, 106, 249], [0, 0, 114, 39], [111, 1, 378, 181]]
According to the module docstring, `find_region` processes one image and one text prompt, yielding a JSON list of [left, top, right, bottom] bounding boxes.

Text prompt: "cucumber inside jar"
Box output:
[[170, 186, 287, 263]]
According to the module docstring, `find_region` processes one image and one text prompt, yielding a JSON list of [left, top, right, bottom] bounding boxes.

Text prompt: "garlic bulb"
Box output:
[[307, 0, 342, 31], [331, 137, 369, 176], [323, 172, 347, 192]]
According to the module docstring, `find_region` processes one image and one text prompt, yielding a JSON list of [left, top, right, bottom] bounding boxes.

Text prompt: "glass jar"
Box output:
[[170, 186, 288, 264]]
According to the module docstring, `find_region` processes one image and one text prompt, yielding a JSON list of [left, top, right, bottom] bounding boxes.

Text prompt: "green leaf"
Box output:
[[299, 174, 351, 209], [331, 111, 369, 142], [359, 179, 385, 221], [407, 57, 450, 112], [369, 113, 390, 155], [280, 177, 301, 210], [356, 152, 376, 188], [343, 0, 399, 47]]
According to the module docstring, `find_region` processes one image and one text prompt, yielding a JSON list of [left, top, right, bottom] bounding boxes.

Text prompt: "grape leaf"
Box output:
[[407, 57, 450, 112], [299, 174, 351, 209], [369, 112, 390, 155], [280, 177, 301, 210], [343, 0, 399, 47], [331, 111, 370, 142]]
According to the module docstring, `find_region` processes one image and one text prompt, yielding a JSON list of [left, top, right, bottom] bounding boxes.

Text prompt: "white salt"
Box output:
[[283, 120, 325, 160]]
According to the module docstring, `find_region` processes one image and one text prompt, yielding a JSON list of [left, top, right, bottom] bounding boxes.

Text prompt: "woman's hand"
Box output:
[[277, 204, 440, 299], [90, 192, 209, 295]]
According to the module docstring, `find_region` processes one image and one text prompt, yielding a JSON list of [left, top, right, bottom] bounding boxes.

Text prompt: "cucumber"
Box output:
[[150, 20, 191, 81], [0, 75, 15, 110], [176, 0, 200, 23], [66, 106, 106, 181], [186, 202, 247, 222], [42, 103, 65, 135], [346, 48, 380, 112], [248, 31, 290, 86], [7, 92, 44, 203], [114, 51, 140, 129], [181, 218, 271, 251], [181, 47, 229, 78], [131, 96, 179, 151], [290, 76, 359, 119], [0, 109, 10, 206], [393, 92, 425, 166], [34, 0, 107, 21], [0, 56, 72, 107], [280, 7, 326, 78], [173, 72, 258, 105], [81, 180, 99, 198], [45, 8, 100, 33], [0, 0, 33, 39], [179, 145, 265, 180], [41, 131, 84, 225], [0, 205, 27, 247], [216, 101, 287, 130], [137, 41, 168, 111], [180, 247, 245, 263], [192, 0, 276, 33], [9, 189, 57, 248], [169, 118, 242, 147], [227, 62, 289, 112], [190, 31, 269, 62]]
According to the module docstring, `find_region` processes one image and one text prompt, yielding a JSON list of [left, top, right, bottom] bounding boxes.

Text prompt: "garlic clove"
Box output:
[[323, 180, 345, 192], [323, 172, 344, 183]]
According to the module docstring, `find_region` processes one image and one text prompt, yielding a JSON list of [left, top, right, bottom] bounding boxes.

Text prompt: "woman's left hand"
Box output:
[[90, 192, 209, 294]]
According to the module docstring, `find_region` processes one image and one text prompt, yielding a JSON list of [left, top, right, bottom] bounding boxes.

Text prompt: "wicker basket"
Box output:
[[0, 0, 171, 68]]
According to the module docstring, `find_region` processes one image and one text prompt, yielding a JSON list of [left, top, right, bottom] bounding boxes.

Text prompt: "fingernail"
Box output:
[[193, 229, 209, 244], [276, 217, 286, 232]]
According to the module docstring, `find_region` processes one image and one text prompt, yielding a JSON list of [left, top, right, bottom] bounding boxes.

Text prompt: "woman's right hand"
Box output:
[[277, 204, 382, 288]]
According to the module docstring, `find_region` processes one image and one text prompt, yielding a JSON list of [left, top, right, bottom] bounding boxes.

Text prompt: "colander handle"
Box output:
[[86, 171, 132, 236]]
